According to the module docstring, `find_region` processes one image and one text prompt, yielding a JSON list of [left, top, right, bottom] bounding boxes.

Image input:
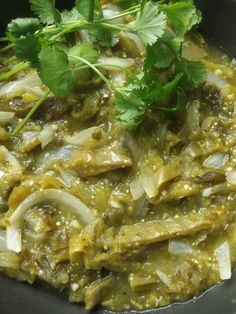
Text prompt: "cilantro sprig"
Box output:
[[0, 0, 207, 134]]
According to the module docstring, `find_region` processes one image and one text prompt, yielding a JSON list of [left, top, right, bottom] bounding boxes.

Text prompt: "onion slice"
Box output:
[[156, 269, 172, 289], [226, 170, 236, 185], [0, 72, 45, 98], [214, 241, 231, 280], [119, 31, 145, 54], [206, 71, 229, 96], [64, 126, 101, 146], [168, 239, 195, 255], [130, 178, 144, 200], [103, 6, 123, 24], [0, 112, 15, 124], [39, 125, 55, 149], [203, 152, 228, 169], [6, 189, 94, 253], [0, 146, 23, 178], [98, 56, 135, 71]]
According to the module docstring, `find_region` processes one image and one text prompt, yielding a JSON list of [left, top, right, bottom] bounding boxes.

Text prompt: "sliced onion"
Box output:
[[6, 188, 94, 253], [206, 71, 229, 95], [168, 239, 195, 256], [187, 100, 200, 133], [156, 269, 172, 289], [109, 199, 123, 209], [109, 194, 124, 209], [98, 56, 135, 71], [64, 126, 101, 146], [35, 145, 77, 173], [0, 146, 23, 178], [203, 152, 228, 169], [23, 230, 47, 243], [0, 72, 45, 99], [184, 143, 202, 159], [102, 4, 123, 24], [214, 241, 231, 280], [226, 170, 236, 185], [202, 183, 229, 197], [130, 178, 144, 200], [22, 130, 39, 144], [155, 161, 182, 192], [0, 229, 21, 270], [109, 191, 130, 209], [120, 31, 145, 55], [140, 172, 156, 199], [40, 125, 55, 149], [0, 112, 15, 124], [58, 168, 78, 187], [133, 195, 147, 218]]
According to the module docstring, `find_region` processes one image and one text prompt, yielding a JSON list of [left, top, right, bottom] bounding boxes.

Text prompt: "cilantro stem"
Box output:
[[0, 43, 14, 53], [0, 37, 9, 42], [96, 64, 141, 82], [122, 4, 140, 12], [99, 8, 140, 23], [74, 63, 140, 82], [94, 22, 129, 33], [50, 21, 88, 40], [41, 6, 137, 39], [71, 56, 143, 107], [0, 62, 29, 81], [11, 90, 50, 136], [71, 55, 116, 89], [39, 26, 58, 35], [3, 56, 17, 66]]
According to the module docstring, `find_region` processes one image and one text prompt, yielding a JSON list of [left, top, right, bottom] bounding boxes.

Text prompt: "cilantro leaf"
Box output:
[[145, 41, 174, 69], [144, 27, 186, 71], [68, 43, 98, 67], [61, 8, 82, 23], [175, 88, 188, 112], [161, 30, 182, 58], [14, 34, 41, 68], [30, 0, 61, 24], [38, 46, 76, 97], [7, 18, 41, 38], [131, 72, 182, 103], [154, 87, 187, 112], [114, 72, 184, 129], [76, 0, 100, 22], [141, 0, 148, 13], [176, 58, 207, 90], [163, 2, 202, 38], [128, 2, 166, 46], [89, 27, 119, 47], [115, 92, 145, 130], [147, 73, 183, 101], [85, 0, 118, 48]]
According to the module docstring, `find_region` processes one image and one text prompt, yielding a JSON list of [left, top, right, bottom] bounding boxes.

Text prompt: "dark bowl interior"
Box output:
[[0, 1, 236, 314]]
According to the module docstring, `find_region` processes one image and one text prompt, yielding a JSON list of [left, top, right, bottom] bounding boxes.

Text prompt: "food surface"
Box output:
[[0, 0, 236, 311]]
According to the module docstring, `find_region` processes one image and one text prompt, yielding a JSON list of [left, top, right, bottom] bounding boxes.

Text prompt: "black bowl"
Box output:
[[0, 1, 236, 314]]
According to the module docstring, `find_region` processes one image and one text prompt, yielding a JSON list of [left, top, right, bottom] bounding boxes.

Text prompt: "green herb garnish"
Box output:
[[0, 0, 207, 134]]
